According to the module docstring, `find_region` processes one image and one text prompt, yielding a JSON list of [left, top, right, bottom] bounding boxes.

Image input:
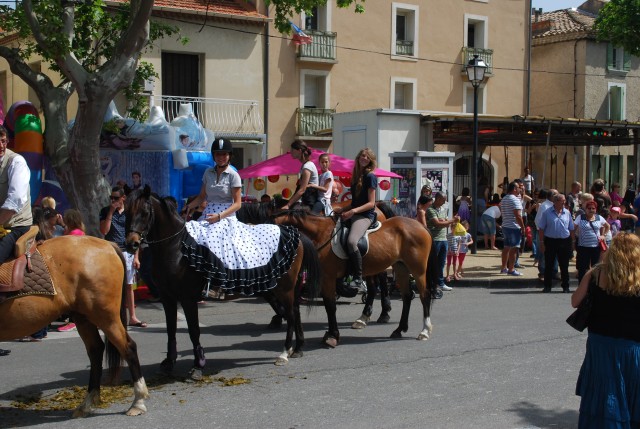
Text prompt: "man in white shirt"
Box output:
[[522, 167, 535, 196]]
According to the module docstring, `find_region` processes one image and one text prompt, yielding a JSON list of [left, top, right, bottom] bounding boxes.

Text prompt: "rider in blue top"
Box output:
[[338, 148, 378, 294]]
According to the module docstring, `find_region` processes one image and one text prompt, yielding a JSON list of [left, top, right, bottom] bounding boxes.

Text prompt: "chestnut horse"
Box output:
[[124, 187, 320, 378], [0, 236, 148, 417], [238, 205, 438, 347]]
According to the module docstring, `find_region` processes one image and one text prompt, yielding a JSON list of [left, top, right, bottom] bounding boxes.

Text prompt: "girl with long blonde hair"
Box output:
[[337, 148, 378, 295]]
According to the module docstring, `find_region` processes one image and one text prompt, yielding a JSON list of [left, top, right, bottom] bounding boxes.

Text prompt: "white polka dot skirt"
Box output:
[[183, 210, 299, 295]]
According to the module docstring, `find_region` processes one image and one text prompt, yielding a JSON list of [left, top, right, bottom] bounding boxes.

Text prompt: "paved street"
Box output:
[[0, 256, 584, 429]]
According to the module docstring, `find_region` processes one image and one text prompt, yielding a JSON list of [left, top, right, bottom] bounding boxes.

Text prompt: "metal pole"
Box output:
[[471, 84, 479, 254]]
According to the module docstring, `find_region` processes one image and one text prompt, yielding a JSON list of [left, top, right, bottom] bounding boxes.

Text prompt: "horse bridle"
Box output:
[[129, 198, 186, 246]]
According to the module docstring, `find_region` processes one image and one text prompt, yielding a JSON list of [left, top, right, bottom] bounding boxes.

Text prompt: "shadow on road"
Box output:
[[507, 400, 578, 428]]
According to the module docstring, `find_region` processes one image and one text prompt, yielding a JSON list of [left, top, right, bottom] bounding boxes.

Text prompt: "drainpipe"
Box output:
[[525, 0, 533, 168], [263, 5, 270, 161]]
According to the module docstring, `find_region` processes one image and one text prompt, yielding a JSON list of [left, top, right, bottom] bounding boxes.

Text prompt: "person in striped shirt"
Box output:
[[499, 182, 525, 276]]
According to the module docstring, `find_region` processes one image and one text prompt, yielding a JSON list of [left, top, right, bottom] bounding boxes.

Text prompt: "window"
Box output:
[[608, 83, 626, 121], [391, 77, 417, 110], [464, 14, 488, 49], [392, 3, 418, 58], [463, 83, 486, 114], [302, 4, 330, 31], [300, 70, 330, 109], [607, 44, 631, 72]]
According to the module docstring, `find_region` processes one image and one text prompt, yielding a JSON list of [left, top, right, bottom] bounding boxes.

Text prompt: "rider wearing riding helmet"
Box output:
[[182, 138, 300, 295], [282, 140, 323, 213], [337, 148, 378, 294]]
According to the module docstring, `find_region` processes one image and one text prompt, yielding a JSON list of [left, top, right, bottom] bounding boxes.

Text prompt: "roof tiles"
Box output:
[[532, 9, 595, 39], [109, 0, 267, 20]]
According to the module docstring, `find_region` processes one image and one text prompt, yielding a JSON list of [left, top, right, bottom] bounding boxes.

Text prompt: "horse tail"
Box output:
[[425, 229, 440, 304], [105, 243, 127, 382], [376, 200, 396, 219], [297, 232, 320, 306]]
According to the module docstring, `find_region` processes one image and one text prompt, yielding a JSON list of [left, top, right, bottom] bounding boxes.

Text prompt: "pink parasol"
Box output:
[[238, 149, 403, 179]]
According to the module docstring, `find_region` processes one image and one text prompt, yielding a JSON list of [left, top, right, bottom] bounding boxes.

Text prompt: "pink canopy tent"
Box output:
[[238, 148, 403, 179]]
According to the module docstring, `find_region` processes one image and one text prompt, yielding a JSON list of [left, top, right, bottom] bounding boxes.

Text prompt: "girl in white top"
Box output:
[[313, 153, 334, 216], [282, 140, 322, 213]]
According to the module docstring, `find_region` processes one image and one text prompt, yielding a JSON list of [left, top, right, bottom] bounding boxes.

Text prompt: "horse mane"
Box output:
[[238, 201, 275, 224], [376, 201, 396, 219]]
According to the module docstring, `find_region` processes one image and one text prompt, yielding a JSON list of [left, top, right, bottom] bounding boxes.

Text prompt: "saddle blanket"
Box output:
[[0, 249, 55, 302], [331, 220, 381, 260]]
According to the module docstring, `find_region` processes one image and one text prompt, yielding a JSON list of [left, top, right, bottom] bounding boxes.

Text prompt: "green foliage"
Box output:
[[267, 0, 365, 33], [0, 1, 181, 116], [595, 0, 640, 57]]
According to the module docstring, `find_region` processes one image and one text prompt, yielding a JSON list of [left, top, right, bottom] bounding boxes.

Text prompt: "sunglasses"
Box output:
[[110, 196, 121, 201]]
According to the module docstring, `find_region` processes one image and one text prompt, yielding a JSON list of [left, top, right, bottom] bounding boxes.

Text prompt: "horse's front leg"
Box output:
[[181, 298, 204, 380], [160, 298, 178, 375], [416, 275, 433, 341], [391, 266, 412, 339]]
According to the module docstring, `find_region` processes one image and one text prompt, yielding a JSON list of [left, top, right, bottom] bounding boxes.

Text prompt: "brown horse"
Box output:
[[0, 236, 148, 417], [124, 187, 320, 377], [240, 205, 438, 347]]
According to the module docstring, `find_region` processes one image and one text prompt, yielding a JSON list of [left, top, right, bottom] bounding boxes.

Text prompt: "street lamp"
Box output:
[[466, 54, 487, 254]]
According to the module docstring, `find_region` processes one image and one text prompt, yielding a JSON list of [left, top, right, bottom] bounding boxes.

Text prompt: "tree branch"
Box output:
[[0, 45, 54, 93], [117, 0, 153, 57], [55, 3, 90, 101]]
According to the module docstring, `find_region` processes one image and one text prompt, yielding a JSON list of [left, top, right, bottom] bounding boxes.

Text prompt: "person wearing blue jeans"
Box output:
[[426, 192, 460, 292], [499, 182, 525, 275]]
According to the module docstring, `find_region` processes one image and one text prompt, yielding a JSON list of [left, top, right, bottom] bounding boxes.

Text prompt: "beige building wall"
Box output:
[[264, 0, 528, 160]]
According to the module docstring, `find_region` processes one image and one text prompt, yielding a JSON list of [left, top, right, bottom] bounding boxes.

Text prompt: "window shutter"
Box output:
[[623, 51, 631, 71], [607, 44, 613, 69]]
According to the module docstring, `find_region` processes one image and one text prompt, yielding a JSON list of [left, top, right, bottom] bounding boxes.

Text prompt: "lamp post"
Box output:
[[466, 54, 487, 254]]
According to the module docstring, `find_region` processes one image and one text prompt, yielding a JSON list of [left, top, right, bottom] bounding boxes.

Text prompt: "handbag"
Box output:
[[588, 220, 607, 252], [566, 271, 597, 332]]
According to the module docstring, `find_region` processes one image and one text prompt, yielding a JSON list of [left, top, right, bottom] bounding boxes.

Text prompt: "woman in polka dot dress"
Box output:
[[182, 138, 299, 295]]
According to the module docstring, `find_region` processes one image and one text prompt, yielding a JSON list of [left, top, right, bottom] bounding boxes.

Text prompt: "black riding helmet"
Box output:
[[211, 138, 233, 156]]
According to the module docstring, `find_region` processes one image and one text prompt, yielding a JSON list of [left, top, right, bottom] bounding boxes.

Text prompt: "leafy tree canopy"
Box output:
[[595, 0, 640, 57], [268, 0, 365, 33]]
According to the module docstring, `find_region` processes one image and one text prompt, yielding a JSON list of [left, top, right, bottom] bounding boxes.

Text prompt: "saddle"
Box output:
[[331, 214, 381, 260], [0, 226, 41, 294]]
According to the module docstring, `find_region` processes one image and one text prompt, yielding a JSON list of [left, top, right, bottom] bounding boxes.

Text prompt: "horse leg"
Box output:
[[391, 265, 412, 339], [92, 315, 149, 417], [415, 271, 433, 341], [377, 271, 392, 324], [322, 282, 340, 347], [181, 298, 205, 380], [263, 290, 285, 330], [72, 318, 105, 418], [160, 299, 179, 375], [352, 276, 375, 329], [291, 299, 305, 358]]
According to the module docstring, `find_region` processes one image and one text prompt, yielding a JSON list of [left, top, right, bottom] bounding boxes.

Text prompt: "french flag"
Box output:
[[290, 21, 312, 45]]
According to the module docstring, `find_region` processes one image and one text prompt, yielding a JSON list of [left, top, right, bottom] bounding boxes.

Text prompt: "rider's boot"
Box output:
[[347, 251, 367, 294]]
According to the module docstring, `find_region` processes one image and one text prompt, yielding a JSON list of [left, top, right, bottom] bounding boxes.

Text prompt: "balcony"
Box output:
[[395, 40, 414, 56], [298, 30, 337, 62], [296, 107, 335, 137], [151, 95, 263, 136], [461, 47, 494, 76]]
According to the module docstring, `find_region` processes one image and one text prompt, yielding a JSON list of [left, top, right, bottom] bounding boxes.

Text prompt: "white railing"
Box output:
[[150, 95, 263, 134]]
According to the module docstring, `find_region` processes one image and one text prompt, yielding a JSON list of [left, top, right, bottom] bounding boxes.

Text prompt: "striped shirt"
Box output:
[[446, 232, 461, 253], [575, 215, 606, 247], [459, 232, 472, 253], [500, 194, 523, 230]]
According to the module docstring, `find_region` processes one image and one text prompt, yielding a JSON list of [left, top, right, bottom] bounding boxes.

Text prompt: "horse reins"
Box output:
[[315, 213, 342, 251], [130, 198, 187, 246]]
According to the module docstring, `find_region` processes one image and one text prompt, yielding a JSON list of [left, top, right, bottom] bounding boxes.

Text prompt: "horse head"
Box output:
[[124, 185, 154, 253]]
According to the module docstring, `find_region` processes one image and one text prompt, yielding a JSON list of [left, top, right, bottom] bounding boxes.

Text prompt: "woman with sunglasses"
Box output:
[[574, 200, 610, 283]]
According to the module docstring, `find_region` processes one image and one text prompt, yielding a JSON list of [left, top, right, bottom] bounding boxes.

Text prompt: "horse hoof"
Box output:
[[416, 333, 430, 341], [188, 367, 203, 381], [160, 358, 175, 375], [324, 337, 338, 348], [377, 314, 391, 324], [390, 330, 402, 339], [274, 356, 289, 366], [72, 408, 90, 418], [351, 319, 367, 329], [125, 405, 147, 416], [290, 351, 303, 359]]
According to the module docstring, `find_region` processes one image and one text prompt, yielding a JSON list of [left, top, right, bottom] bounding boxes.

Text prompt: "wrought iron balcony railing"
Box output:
[[395, 40, 414, 56], [296, 107, 335, 136], [150, 95, 263, 135], [461, 47, 494, 75], [298, 30, 337, 61]]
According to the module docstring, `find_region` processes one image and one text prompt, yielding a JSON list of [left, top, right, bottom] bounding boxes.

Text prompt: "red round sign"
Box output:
[[268, 175, 280, 183], [281, 188, 292, 198], [379, 179, 391, 191]]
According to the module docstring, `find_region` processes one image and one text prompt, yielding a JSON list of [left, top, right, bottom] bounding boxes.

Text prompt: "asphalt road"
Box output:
[[0, 285, 584, 429]]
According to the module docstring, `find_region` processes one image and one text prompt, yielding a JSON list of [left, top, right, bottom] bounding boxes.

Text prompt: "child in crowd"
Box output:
[[315, 153, 335, 216], [455, 188, 471, 222], [456, 220, 473, 279], [445, 220, 462, 282], [63, 209, 85, 236], [606, 206, 637, 245]]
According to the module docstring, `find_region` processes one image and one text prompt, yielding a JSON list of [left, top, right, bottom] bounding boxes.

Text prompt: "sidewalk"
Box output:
[[451, 248, 578, 290]]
